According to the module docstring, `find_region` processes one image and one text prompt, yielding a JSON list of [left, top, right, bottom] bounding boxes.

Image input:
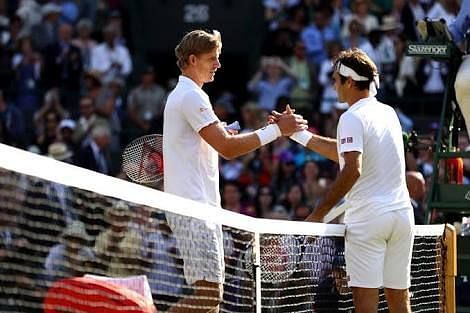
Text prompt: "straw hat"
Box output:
[[379, 15, 402, 32], [48, 142, 73, 161], [41, 3, 61, 17], [105, 200, 131, 219], [61, 221, 91, 242]]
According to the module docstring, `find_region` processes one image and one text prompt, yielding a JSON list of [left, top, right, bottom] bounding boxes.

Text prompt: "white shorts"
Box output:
[[165, 213, 225, 285], [345, 209, 414, 289]]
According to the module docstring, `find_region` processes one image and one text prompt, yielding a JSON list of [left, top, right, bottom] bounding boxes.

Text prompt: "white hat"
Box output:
[[41, 3, 62, 16], [379, 15, 402, 32], [59, 119, 76, 130], [48, 142, 73, 161], [105, 200, 131, 219], [61, 221, 91, 242]]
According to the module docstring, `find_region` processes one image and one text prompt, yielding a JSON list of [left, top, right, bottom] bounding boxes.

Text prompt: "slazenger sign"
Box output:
[[406, 44, 450, 57]]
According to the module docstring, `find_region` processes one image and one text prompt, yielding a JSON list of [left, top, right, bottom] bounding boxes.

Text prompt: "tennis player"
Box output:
[[281, 48, 414, 313], [163, 29, 307, 313]]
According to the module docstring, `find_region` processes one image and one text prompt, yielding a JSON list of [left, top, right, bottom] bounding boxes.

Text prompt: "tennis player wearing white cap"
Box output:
[[278, 48, 414, 313]]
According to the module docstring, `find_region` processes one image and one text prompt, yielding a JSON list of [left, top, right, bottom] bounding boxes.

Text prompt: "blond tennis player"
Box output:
[[163, 29, 307, 313]]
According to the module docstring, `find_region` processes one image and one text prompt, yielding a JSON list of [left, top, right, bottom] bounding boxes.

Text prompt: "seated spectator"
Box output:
[[126, 66, 166, 138], [44, 220, 94, 283], [72, 18, 97, 70], [75, 125, 113, 175], [222, 180, 256, 217], [341, 0, 379, 38], [301, 160, 327, 207], [0, 90, 26, 147], [247, 56, 297, 111], [30, 3, 61, 52], [72, 95, 110, 146], [57, 119, 77, 152], [90, 23, 132, 84], [42, 23, 83, 112], [94, 201, 144, 277], [406, 171, 426, 225], [12, 35, 42, 140]]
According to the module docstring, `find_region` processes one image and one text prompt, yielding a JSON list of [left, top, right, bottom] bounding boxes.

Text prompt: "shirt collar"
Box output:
[[349, 96, 376, 112], [178, 75, 200, 89]]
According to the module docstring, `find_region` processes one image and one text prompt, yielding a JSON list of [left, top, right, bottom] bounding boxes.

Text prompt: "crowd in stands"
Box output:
[[1, 0, 470, 311], [0, 0, 469, 225]]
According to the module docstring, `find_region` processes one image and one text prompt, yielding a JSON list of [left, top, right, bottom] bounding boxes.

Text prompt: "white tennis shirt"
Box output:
[[163, 76, 221, 207], [337, 96, 411, 223]]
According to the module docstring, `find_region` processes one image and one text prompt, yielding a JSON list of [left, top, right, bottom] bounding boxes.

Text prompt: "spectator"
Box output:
[[44, 220, 94, 283], [126, 66, 166, 137], [222, 180, 256, 217], [30, 3, 62, 52], [283, 183, 310, 220], [247, 56, 297, 111], [75, 125, 113, 175], [406, 171, 426, 225], [301, 160, 327, 207], [300, 5, 338, 67], [94, 201, 144, 277], [90, 23, 132, 84], [341, 0, 379, 38], [12, 35, 42, 139], [43, 23, 83, 111], [57, 118, 77, 151], [288, 40, 316, 112], [72, 95, 110, 146], [0, 89, 26, 147], [72, 18, 97, 70]]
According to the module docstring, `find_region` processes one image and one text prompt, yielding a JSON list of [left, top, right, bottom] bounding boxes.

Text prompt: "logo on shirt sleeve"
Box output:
[[199, 107, 208, 112], [340, 137, 353, 144]]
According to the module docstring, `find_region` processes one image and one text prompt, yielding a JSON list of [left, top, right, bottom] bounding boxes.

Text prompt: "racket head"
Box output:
[[122, 134, 164, 184]]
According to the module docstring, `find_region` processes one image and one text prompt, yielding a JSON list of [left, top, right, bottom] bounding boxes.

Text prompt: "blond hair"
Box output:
[[175, 29, 222, 70]]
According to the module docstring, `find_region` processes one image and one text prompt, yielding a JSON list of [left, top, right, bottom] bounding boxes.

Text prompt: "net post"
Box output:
[[254, 232, 261, 313], [444, 224, 457, 313]]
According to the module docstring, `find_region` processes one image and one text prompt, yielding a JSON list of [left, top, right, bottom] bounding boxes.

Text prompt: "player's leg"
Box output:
[[345, 215, 392, 313], [383, 209, 414, 313], [166, 215, 225, 312], [169, 280, 223, 313], [384, 288, 411, 313], [351, 287, 379, 313]]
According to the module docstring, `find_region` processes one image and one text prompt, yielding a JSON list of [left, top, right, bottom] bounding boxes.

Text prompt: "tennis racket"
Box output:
[[122, 134, 164, 184]]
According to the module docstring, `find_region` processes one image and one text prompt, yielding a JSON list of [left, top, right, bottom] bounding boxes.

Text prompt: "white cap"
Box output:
[[59, 119, 76, 130]]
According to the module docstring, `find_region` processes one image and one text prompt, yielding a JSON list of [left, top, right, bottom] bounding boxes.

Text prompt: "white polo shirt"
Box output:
[[163, 75, 221, 207], [337, 96, 411, 223]]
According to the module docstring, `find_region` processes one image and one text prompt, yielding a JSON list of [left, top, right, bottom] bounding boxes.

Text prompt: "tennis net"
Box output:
[[0, 143, 454, 312]]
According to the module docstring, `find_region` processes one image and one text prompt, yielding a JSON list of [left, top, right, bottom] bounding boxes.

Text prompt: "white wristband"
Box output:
[[255, 124, 281, 145], [290, 130, 313, 147]]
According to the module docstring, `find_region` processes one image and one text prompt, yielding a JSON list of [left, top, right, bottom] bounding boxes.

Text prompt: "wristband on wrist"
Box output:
[[255, 124, 281, 145], [290, 130, 313, 147]]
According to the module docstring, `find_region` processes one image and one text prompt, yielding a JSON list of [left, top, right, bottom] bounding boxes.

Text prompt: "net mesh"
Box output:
[[0, 144, 448, 313]]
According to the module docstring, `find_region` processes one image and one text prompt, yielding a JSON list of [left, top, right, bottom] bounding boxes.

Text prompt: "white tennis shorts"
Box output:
[[165, 213, 225, 285], [345, 208, 414, 289]]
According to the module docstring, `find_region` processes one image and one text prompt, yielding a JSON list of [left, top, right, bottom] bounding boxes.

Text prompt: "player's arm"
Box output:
[[199, 114, 307, 160], [296, 131, 339, 162], [271, 108, 339, 162], [305, 151, 361, 222]]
